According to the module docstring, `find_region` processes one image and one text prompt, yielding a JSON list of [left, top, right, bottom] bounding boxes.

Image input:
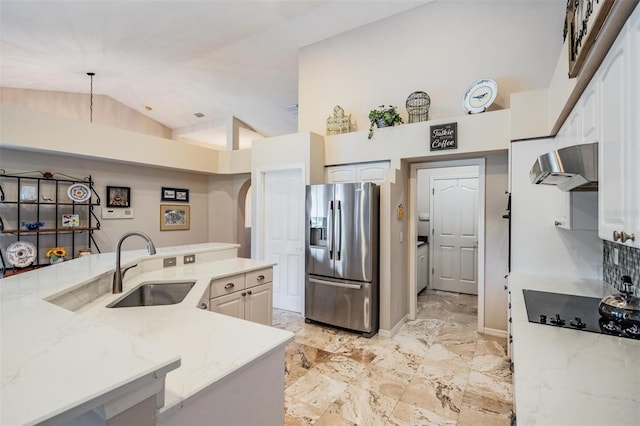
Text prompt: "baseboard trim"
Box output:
[[378, 314, 408, 338], [482, 327, 507, 338]]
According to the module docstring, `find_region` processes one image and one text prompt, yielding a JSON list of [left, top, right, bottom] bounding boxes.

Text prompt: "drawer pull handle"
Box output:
[[257, 275, 265, 280], [224, 283, 235, 289], [621, 232, 636, 243]]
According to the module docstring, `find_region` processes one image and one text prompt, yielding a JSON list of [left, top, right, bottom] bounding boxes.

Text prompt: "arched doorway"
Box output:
[[237, 179, 251, 258]]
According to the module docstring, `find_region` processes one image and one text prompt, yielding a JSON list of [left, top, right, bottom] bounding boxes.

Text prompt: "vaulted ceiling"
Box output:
[[0, 0, 433, 147]]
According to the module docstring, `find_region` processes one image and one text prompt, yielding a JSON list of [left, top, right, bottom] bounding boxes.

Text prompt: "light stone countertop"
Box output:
[[0, 243, 294, 425], [509, 272, 640, 426]]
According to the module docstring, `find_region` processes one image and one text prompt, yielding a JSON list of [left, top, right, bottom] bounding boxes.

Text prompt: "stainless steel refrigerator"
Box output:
[[305, 182, 379, 337]]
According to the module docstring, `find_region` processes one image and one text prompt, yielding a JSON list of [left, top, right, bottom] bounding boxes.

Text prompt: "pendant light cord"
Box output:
[[87, 72, 95, 123]]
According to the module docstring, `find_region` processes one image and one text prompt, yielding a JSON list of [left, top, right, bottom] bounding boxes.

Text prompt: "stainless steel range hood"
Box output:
[[530, 142, 598, 191]]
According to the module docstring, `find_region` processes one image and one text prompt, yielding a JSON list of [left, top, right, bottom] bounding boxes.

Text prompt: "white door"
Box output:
[[431, 177, 479, 295], [263, 169, 305, 312]]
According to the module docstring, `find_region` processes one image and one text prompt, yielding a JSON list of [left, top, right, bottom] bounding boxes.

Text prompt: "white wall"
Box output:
[[0, 87, 171, 138], [510, 139, 602, 278], [0, 148, 211, 254], [208, 173, 250, 246], [299, 0, 565, 136]]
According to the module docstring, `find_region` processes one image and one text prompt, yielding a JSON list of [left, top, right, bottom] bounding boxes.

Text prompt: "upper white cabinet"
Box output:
[[597, 8, 639, 247], [325, 161, 389, 183], [551, 90, 599, 231]]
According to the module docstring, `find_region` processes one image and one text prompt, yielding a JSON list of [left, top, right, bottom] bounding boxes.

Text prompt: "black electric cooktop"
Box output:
[[522, 289, 640, 340]]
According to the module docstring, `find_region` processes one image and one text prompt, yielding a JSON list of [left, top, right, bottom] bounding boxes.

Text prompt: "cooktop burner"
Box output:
[[522, 290, 640, 340]]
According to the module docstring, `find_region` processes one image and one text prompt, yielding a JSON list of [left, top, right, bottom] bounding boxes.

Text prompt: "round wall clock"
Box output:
[[462, 79, 498, 114]]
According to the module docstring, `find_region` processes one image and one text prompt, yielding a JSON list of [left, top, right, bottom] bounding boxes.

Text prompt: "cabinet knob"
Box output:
[[257, 275, 265, 280], [247, 290, 252, 295], [224, 283, 235, 289], [613, 230, 622, 241], [199, 303, 208, 310], [241, 292, 246, 296], [554, 220, 562, 227], [621, 232, 636, 243]]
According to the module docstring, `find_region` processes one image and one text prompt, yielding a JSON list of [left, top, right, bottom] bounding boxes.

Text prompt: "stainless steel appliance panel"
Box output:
[[305, 184, 335, 278], [305, 275, 377, 334], [333, 182, 378, 282]]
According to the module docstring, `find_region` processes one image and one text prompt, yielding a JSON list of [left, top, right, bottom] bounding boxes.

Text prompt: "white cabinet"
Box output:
[[325, 161, 389, 183], [551, 103, 598, 231], [207, 268, 273, 325], [598, 11, 639, 248]]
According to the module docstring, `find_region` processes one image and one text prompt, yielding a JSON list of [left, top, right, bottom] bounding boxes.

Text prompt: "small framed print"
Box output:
[[106, 186, 131, 208], [62, 214, 80, 228], [160, 204, 190, 231], [161, 187, 189, 203]]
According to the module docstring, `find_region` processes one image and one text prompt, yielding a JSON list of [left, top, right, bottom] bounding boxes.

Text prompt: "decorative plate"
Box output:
[[6, 241, 37, 268], [462, 79, 498, 114], [67, 183, 91, 202]]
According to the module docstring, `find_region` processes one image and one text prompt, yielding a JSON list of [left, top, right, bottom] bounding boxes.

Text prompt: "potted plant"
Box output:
[[368, 105, 403, 139]]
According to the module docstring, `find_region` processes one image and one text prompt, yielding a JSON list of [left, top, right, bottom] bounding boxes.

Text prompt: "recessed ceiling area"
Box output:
[[0, 0, 434, 145], [176, 124, 264, 151]]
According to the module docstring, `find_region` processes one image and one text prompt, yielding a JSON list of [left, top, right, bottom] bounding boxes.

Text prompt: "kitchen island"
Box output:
[[509, 273, 640, 426], [0, 243, 294, 425]]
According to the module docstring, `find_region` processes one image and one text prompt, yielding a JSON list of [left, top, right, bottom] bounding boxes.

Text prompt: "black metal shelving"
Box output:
[[0, 171, 102, 277]]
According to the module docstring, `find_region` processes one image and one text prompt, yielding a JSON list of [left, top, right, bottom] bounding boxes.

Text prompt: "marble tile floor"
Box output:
[[273, 289, 513, 426]]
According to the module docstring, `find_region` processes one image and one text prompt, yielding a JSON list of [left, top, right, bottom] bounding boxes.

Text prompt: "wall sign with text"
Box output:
[[567, 0, 614, 78], [430, 122, 457, 151]]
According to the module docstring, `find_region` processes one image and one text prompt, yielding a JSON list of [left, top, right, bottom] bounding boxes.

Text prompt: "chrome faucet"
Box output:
[[113, 231, 157, 293]]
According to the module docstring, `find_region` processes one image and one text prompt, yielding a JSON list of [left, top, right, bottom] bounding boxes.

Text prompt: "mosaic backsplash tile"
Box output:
[[603, 240, 640, 296]]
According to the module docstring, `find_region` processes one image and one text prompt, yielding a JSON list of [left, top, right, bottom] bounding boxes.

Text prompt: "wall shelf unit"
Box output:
[[0, 171, 102, 277]]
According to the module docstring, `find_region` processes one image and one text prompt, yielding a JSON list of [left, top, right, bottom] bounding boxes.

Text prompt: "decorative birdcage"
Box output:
[[406, 91, 431, 123], [326, 105, 352, 135]]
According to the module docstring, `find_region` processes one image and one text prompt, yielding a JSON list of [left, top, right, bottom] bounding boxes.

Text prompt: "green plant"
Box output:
[[368, 105, 403, 139]]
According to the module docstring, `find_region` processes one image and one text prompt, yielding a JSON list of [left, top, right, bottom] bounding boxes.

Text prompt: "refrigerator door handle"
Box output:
[[309, 277, 362, 290], [336, 200, 342, 260], [327, 200, 334, 259]]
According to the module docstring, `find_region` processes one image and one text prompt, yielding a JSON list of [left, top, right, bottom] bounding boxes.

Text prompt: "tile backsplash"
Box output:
[[603, 240, 640, 296]]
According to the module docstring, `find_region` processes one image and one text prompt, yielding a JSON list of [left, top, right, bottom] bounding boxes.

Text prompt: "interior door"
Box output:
[[264, 169, 305, 313], [432, 177, 479, 295]]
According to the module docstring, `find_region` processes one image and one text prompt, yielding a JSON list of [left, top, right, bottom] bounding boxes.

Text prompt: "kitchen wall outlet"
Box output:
[[613, 248, 619, 266], [163, 257, 177, 268], [101, 207, 134, 219], [183, 254, 196, 264]]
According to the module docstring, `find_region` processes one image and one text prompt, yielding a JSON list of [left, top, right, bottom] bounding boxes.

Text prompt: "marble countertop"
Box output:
[[0, 243, 294, 425], [509, 272, 640, 426]]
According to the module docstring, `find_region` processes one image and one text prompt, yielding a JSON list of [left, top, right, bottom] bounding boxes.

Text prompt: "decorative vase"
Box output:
[[50, 255, 65, 264], [376, 118, 389, 128]]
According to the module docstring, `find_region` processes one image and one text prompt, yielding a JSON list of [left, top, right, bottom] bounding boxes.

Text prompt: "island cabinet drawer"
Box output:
[[246, 268, 273, 288], [210, 274, 246, 298]]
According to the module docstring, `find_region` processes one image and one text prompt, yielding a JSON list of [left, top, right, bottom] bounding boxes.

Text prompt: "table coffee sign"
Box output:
[[430, 122, 457, 151]]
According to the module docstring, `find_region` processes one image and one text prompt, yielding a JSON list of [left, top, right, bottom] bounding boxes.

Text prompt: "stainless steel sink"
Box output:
[[107, 281, 196, 308]]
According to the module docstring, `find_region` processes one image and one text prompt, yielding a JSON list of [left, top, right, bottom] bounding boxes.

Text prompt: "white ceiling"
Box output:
[[0, 0, 433, 147]]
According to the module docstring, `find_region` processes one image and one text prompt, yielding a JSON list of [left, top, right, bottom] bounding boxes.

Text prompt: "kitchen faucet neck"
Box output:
[[113, 231, 157, 294]]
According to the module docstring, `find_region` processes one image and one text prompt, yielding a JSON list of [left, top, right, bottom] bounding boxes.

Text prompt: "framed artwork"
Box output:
[[61, 214, 80, 228], [161, 187, 189, 202], [160, 204, 190, 231], [106, 186, 131, 208]]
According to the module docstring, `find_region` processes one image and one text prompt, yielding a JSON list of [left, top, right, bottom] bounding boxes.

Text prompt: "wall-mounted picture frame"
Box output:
[[160, 204, 190, 231], [161, 187, 189, 203], [106, 186, 131, 208]]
